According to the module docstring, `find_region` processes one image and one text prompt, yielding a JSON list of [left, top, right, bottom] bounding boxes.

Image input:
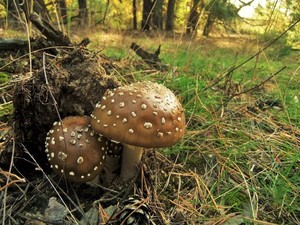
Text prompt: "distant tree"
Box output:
[[78, 0, 88, 26], [254, 0, 293, 34], [202, 0, 238, 37], [165, 0, 175, 31], [132, 0, 138, 29], [286, 0, 300, 22], [57, 0, 68, 24], [5, 0, 50, 27], [102, 0, 110, 25], [152, 0, 164, 30], [142, 0, 154, 31], [186, 0, 204, 35]]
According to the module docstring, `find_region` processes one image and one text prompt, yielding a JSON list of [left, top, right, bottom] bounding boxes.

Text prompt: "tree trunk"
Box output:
[[132, 0, 138, 30], [21, 0, 50, 22], [58, 0, 68, 24], [78, 0, 88, 26], [142, 0, 153, 31], [4, 0, 50, 28], [186, 0, 202, 35], [202, 13, 215, 37], [165, 0, 175, 32], [152, 0, 164, 30], [34, 0, 50, 21], [102, 0, 110, 25]]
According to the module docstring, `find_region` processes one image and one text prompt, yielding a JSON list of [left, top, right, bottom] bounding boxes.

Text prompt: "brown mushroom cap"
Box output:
[[90, 81, 186, 148], [45, 116, 108, 183]]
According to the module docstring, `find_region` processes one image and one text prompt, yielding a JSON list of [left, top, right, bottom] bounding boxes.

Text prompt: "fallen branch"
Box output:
[[130, 42, 168, 71], [29, 13, 71, 46], [0, 39, 31, 51]]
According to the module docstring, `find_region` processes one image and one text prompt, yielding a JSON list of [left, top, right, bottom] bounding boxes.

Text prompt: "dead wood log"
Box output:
[[130, 42, 168, 71], [10, 49, 120, 171], [0, 39, 30, 51]]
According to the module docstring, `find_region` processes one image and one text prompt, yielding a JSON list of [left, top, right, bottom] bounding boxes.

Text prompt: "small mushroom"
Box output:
[[45, 116, 108, 183], [90, 81, 186, 181]]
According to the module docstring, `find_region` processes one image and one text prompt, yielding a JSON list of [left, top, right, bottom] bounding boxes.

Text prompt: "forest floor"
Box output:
[[1, 28, 300, 225]]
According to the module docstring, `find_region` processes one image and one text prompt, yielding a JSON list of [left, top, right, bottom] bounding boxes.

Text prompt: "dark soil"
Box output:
[[1, 48, 120, 170]]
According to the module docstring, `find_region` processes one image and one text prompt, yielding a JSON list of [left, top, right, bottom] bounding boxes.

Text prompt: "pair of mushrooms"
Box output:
[[45, 81, 186, 183]]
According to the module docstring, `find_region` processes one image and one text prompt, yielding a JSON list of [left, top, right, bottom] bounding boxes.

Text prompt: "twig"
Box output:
[[42, 52, 63, 123], [0, 171, 26, 191], [202, 17, 300, 92], [221, 66, 286, 107], [25, 212, 72, 225], [23, 146, 79, 224], [1, 123, 16, 225], [103, 182, 136, 225]]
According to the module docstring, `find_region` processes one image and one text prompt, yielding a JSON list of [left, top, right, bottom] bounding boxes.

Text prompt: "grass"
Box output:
[[86, 31, 300, 224]]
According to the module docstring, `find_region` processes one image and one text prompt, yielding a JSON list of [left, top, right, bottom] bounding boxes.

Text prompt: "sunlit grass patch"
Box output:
[[156, 39, 298, 223], [102, 47, 127, 60]]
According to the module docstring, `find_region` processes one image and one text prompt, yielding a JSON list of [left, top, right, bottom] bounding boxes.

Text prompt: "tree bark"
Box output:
[[186, 0, 202, 35], [132, 0, 138, 30], [165, 0, 175, 31], [152, 0, 164, 30], [78, 0, 88, 26], [202, 13, 215, 37], [142, 0, 153, 31], [57, 0, 68, 24]]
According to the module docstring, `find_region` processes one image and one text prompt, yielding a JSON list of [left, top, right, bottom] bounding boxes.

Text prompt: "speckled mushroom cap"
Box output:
[[90, 81, 186, 148], [45, 116, 108, 183]]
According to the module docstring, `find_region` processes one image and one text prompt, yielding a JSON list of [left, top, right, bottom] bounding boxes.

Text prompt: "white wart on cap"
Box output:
[[90, 81, 186, 148], [45, 116, 108, 183]]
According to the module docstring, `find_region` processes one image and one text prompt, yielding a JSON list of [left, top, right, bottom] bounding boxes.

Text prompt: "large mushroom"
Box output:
[[45, 116, 108, 183], [90, 81, 186, 181]]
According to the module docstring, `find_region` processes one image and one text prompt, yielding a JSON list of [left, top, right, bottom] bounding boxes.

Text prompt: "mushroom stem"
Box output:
[[120, 144, 143, 181]]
